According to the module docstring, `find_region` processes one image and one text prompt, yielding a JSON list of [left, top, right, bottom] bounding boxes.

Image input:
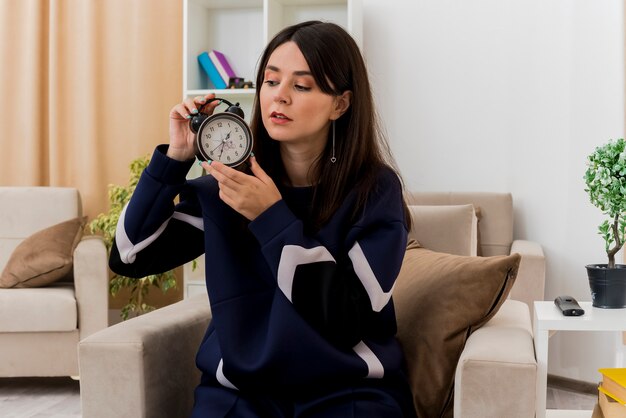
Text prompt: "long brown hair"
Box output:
[[250, 21, 411, 231]]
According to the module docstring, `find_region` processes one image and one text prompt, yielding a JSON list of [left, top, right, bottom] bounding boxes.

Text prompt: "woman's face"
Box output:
[[259, 41, 338, 152]]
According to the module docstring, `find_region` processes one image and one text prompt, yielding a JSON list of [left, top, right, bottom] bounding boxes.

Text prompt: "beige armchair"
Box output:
[[79, 192, 544, 418], [0, 187, 108, 377]]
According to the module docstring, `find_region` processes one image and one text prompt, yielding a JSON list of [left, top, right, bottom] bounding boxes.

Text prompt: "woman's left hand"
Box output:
[[201, 156, 282, 221]]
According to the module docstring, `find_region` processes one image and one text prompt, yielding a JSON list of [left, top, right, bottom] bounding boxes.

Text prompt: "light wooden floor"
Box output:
[[547, 386, 597, 411], [1, 376, 599, 417], [0, 377, 81, 418]]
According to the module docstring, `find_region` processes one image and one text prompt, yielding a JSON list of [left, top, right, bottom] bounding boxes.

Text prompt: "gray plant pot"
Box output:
[[586, 264, 626, 308]]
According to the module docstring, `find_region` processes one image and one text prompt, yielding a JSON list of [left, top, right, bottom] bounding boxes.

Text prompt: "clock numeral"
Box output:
[[209, 151, 214, 156], [239, 143, 243, 148], [210, 127, 215, 132], [227, 156, 231, 162], [217, 122, 223, 128], [235, 151, 239, 157], [235, 127, 239, 132]]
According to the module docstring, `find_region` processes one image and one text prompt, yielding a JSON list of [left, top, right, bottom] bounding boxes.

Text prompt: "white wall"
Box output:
[[362, 0, 624, 382]]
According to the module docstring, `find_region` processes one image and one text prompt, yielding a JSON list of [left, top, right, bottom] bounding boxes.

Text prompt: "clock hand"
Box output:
[[210, 133, 231, 152], [210, 142, 224, 153], [208, 132, 224, 152]]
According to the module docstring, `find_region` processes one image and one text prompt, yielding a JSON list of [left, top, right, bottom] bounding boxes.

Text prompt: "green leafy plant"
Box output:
[[584, 138, 626, 268], [89, 155, 177, 320]]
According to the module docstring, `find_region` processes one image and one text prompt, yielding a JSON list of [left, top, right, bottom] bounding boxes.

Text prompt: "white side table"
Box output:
[[534, 301, 626, 418]]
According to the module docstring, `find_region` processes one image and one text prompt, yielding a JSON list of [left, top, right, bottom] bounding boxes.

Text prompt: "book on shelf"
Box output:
[[198, 51, 227, 89], [209, 50, 237, 86], [599, 368, 626, 405]]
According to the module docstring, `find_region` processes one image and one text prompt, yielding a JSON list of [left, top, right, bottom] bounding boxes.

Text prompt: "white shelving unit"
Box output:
[[182, 0, 362, 298], [183, 0, 362, 119]]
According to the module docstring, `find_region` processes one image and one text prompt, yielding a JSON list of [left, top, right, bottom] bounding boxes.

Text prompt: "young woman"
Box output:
[[110, 21, 416, 417]]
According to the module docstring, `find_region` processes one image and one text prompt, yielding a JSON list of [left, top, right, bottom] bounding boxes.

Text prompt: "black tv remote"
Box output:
[[554, 295, 585, 316]]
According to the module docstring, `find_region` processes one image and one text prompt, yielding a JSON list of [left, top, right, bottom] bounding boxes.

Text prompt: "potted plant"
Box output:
[[584, 137, 626, 308], [89, 155, 177, 319]]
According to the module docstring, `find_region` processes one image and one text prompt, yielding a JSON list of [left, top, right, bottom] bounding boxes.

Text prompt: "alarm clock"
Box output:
[[189, 98, 253, 168]]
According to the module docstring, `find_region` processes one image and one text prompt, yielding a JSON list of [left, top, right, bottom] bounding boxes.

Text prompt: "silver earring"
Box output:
[[331, 120, 337, 163]]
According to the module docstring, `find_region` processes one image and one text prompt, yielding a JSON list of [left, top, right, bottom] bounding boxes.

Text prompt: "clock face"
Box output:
[[195, 113, 253, 167]]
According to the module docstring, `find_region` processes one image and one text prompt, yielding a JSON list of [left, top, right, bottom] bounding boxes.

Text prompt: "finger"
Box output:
[[171, 103, 193, 120], [204, 92, 216, 101], [184, 96, 219, 116], [217, 187, 236, 208], [216, 180, 253, 221], [203, 161, 243, 190], [211, 161, 250, 184], [216, 179, 233, 197], [196, 94, 221, 115], [210, 168, 236, 189], [249, 156, 273, 184], [183, 97, 202, 116]]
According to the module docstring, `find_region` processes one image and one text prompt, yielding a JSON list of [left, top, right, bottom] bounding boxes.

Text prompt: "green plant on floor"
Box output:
[[89, 155, 177, 320], [584, 138, 626, 268]]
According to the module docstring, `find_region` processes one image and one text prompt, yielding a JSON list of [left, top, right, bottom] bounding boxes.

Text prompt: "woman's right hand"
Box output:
[[167, 93, 219, 161]]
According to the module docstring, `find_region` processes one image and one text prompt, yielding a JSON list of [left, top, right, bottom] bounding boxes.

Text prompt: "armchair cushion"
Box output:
[[0, 216, 86, 288], [394, 241, 521, 418], [0, 284, 77, 332]]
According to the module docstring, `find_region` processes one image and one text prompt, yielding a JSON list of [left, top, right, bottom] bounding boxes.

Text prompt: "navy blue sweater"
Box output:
[[110, 145, 409, 395]]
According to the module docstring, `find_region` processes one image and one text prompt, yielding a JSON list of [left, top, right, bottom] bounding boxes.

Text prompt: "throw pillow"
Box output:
[[0, 216, 87, 288], [394, 240, 521, 418], [408, 204, 478, 256]]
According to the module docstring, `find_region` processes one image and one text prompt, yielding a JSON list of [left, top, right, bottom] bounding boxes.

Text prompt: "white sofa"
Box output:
[[79, 192, 544, 417], [0, 187, 109, 377], [408, 192, 543, 417]]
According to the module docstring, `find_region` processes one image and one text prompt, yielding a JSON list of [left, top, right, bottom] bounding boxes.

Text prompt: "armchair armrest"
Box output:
[[73, 235, 109, 339], [509, 239, 546, 316], [79, 295, 211, 418], [454, 300, 537, 418]]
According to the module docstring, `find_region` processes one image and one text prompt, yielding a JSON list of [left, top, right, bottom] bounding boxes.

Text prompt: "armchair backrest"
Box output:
[[0, 187, 81, 267], [407, 192, 514, 257]]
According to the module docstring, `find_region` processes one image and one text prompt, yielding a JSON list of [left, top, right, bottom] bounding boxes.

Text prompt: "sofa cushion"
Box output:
[[0, 284, 77, 332], [394, 241, 520, 418], [0, 216, 86, 288], [407, 192, 513, 257], [408, 204, 478, 256]]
